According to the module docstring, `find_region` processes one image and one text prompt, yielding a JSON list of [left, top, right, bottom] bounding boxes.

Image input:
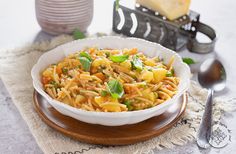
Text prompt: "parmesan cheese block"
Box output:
[[136, 0, 191, 20]]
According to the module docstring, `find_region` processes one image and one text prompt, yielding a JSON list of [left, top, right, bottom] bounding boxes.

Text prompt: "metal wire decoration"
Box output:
[[112, 1, 216, 53]]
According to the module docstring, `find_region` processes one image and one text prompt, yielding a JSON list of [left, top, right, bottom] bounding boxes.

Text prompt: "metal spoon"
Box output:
[[196, 58, 226, 149]]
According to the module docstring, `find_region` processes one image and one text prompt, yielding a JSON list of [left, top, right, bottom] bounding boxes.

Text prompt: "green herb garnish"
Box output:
[[79, 51, 92, 61], [182, 57, 196, 65], [124, 100, 133, 111], [106, 79, 124, 99], [73, 28, 85, 40], [105, 52, 110, 57], [79, 57, 91, 71], [78, 51, 92, 71], [62, 68, 68, 74], [49, 81, 56, 84], [166, 69, 174, 77], [110, 55, 129, 63], [131, 55, 143, 71], [100, 90, 108, 97], [49, 81, 60, 89]]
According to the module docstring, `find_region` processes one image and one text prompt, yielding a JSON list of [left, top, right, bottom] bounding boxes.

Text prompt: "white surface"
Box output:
[[31, 36, 190, 126]]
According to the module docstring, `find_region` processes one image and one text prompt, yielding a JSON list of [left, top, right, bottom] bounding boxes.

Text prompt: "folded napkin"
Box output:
[[0, 35, 235, 154]]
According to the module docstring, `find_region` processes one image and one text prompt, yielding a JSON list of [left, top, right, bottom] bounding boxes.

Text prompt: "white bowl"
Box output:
[[31, 36, 191, 126]]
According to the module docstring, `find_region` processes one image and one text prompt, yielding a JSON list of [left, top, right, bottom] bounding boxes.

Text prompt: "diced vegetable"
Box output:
[[144, 59, 156, 66], [140, 70, 154, 82], [120, 60, 132, 70], [56, 66, 62, 74], [42, 76, 51, 84], [100, 103, 122, 112], [89, 48, 95, 54], [152, 68, 167, 83], [94, 96, 105, 106], [123, 48, 138, 55], [75, 95, 86, 104], [92, 58, 110, 69], [93, 72, 106, 81]]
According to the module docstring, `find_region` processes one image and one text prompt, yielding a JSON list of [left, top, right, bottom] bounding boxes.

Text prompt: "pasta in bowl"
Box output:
[[32, 36, 190, 126], [42, 48, 179, 112]]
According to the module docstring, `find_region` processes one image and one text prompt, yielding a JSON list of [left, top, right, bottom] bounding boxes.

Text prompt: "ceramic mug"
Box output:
[[35, 0, 93, 35]]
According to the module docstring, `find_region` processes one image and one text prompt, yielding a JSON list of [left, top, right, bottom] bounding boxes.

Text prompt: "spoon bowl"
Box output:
[[198, 58, 226, 91]]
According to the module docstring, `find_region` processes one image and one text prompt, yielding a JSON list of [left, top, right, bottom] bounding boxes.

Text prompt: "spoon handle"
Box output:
[[196, 89, 214, 149]]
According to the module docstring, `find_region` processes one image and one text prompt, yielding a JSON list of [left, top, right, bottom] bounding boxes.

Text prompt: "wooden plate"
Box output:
[[33, 90, 187, 145]]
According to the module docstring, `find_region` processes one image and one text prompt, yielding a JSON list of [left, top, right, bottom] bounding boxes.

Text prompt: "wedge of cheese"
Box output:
[[136, 0, 191, 20]]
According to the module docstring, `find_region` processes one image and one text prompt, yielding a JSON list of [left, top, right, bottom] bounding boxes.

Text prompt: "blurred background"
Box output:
[[0, 0, 235, 50]]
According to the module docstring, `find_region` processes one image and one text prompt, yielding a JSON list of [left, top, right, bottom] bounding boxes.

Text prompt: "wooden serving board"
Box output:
[[33, 90, 187, 145]]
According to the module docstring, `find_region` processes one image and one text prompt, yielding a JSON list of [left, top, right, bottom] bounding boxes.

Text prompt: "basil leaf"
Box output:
[[100, 90, 108, 97], [110, 55, 129, 63], [62, 67, 68, 74], [131, 55, 143, 71], [73, 28, 85, 40], [166, 69, 174, 77], [78, 52, 92, 71], [107, 80, 124, 99], [49, 81, 60, 89], [182, 57, 196, 65], [110, 93, 120, 99], [115, 0, 120, 11], [105, 52, 110, 57], [79, 57, 91, 71], [124, 100, 133, 111], [79, 52, 92, 61]]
